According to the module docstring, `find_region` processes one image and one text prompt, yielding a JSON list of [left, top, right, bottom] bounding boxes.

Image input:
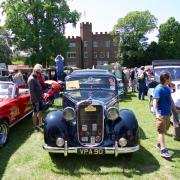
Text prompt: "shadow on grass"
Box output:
[[120, 92, 137, 102], [168, 148, 180, 159], [50, 146, 160, 178], [139, 126, 149, 140], [0, 115, 33, 179]]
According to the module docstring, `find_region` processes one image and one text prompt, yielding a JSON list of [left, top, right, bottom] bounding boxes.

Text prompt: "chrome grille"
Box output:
[[77, 104, 104, 146]]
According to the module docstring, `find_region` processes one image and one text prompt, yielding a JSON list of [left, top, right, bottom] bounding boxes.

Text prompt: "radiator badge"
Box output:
[[85, 105, 96, 112]]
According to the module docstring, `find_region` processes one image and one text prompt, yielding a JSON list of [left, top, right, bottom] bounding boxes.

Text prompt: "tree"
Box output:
[[1, 0, 80, 66], [113, 11, 157, 67], [158, 17, 180, 59], [0, 27, 12, 64]]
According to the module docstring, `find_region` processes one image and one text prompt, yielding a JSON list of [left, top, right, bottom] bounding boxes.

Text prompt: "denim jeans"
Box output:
[[138, 83, 146, 100]]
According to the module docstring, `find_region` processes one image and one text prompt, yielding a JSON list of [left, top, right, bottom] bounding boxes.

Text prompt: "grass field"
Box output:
[[0, 92, 180, 180]]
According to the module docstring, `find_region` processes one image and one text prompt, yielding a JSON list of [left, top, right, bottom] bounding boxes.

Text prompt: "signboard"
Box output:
[[0, 63, 6, 69], [8, 65, 30, 71]]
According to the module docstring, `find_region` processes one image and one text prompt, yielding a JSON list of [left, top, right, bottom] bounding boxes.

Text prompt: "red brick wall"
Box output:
[[66, 22, 118, 68]]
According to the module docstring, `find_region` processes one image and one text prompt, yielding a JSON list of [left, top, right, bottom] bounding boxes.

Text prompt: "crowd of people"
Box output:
[[121, 66, 154, 99], [7, 55, 65, 131]]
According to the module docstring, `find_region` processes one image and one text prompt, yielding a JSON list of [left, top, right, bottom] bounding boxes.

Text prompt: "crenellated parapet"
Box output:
[[93, 31, 109, 35], [80, 22, 92, 26], [67, 36, 80, 40]]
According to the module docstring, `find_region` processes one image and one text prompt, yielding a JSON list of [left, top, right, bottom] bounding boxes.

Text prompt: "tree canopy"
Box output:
[[0, 26, 12, 64], [113, 10, 157, 67], [1, 0, 80, 66], [158, 17, 180, 59]]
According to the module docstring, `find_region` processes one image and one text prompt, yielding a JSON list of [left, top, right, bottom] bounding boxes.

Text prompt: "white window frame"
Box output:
[[68, 42, 76, 48], [93, 41, 99, 48], [67, 51, 76, 58], [104, 40, 110, 48], [84, 51, 88, 58], [83, 41, 88, 48]]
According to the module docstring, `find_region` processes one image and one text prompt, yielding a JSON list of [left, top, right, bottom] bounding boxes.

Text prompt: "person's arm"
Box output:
[[153, 98, 161, 118], [153, 87, 161, 118]]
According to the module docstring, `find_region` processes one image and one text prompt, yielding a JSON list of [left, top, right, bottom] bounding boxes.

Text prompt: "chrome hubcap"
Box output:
[[0, 123, 8, 145]]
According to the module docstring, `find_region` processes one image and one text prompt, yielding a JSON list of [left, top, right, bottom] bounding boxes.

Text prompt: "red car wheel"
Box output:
[[0, 120, 9, 147]]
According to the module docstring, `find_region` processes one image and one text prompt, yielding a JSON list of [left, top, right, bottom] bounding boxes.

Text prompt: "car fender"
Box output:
[[44, 110, 68, 145], [119, 109, 138, 130]]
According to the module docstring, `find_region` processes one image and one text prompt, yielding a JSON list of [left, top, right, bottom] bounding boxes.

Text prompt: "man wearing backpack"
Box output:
[[137, 66, 147, 100]]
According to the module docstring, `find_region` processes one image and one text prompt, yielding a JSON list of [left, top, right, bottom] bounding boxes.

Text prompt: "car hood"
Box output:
[[0, 98, 11, 107]]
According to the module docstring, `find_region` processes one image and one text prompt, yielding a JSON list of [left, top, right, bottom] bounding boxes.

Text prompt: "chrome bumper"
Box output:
[[43, 141, 140, 157]]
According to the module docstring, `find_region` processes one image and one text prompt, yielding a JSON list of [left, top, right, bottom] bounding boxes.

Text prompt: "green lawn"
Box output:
[[0, 92, 180, 180]]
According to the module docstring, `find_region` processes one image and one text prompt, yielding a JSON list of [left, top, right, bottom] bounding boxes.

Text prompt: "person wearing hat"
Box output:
[[27, 64, 43, 131]]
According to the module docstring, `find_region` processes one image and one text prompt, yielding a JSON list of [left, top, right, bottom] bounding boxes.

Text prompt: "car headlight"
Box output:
[[63, 107, 75, 121], [56, 137, 65, 147], [107, 107, 119, 121], [118, 137, 127, 147]]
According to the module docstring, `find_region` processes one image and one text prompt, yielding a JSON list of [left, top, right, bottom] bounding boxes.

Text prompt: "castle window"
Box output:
[[83, 41, 88, 48], [96, 60, 108, 65], [99, 51, 105, 58], [93, 41, 99, 48], [84, 51, 88, 58], [94, 51, 98, 58], [104, 40, 110, 48], [69, 42, 76, 48], [106, 51, 110, 58], [67, 51, 76, 58]]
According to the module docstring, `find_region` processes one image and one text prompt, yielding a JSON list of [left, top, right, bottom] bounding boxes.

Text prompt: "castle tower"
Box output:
[[80, 22, 93, 68]]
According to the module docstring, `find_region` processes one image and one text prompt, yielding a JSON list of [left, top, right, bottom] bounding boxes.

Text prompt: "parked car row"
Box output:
[[0, 69, 140, 157]]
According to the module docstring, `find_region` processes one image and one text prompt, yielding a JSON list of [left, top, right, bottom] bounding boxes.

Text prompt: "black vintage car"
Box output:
[[43, 69, 140, 156]]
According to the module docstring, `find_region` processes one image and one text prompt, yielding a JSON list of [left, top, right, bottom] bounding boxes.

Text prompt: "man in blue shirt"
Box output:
[[153, 72, 173, 158], [55, 54, 64, 81]]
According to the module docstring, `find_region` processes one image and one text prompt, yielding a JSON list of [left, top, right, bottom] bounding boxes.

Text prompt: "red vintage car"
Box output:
[[0, 81, 33, 147]]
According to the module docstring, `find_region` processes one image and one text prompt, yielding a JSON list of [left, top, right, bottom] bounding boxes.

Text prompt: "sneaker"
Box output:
[[155, 143, 161, 150], [161, 148, 171, 158]]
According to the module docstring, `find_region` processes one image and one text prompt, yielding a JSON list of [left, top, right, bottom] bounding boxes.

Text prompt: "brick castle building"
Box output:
[[66, 22, 118, 68]]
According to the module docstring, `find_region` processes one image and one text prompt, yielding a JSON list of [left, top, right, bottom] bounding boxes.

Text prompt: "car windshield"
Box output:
[[66, 90, 116, 101], [66, 76, 116, 91], [0, 82, 15, 98], [154, 66, 180, 81]]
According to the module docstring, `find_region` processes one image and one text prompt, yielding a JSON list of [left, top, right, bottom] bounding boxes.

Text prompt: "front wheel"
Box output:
[[0, 120, 9, 147]]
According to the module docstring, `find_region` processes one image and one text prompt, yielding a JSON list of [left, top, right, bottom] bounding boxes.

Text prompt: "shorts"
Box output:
[[32, 101, 43, 113], [156, 116, 170, 134]]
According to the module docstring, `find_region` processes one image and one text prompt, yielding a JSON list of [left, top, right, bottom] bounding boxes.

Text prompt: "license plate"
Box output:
[[77, 148, 104, 155]]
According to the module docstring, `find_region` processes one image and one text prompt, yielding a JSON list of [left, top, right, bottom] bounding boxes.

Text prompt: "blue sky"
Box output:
[[66, 0, 180, 42], [1, 0, 180, 42]]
